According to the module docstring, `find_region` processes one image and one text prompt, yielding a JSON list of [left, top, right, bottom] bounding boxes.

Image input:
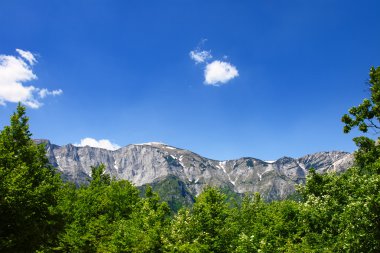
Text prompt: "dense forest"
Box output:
[[1, 67, 380, 252]]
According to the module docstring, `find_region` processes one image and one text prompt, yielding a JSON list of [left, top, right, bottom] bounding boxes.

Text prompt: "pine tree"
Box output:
[[0, 104, 62, 252]]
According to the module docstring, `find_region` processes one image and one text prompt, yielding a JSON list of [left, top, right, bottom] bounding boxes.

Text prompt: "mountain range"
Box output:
[[36, 139, 354, 210]]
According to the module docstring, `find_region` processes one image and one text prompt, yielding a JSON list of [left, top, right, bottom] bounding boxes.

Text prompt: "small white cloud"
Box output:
[[189, 50, 212, 64], [38, 88, 63, 98], [204, 60, 239, 85], [189, 40, 239, 86], [0, 49, 62, 108], [74, 138, 121, 151]]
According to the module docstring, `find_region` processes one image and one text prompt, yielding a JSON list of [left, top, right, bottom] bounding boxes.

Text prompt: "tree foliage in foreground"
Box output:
[[1, 66, 380, 252], [0, 105, 63, 252]]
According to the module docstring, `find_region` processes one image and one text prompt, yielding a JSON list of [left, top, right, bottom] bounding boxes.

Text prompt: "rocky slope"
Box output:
[[36, 140, 353, 201]]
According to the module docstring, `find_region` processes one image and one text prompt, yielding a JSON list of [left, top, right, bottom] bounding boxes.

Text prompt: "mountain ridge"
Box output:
[[35, 139, 354, 202]]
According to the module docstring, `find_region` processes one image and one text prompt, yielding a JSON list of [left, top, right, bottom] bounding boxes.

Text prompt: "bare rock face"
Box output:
[[36, 140, 354, 201]]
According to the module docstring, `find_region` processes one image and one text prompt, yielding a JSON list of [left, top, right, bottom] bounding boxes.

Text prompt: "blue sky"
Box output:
[[0, 0, 380, 161]]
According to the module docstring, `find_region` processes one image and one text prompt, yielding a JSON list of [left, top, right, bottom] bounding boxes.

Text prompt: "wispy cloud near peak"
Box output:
[[74, 138, 121, 151]]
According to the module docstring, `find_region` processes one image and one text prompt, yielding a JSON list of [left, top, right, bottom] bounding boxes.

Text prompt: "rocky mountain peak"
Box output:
[[37, 140, 354, 201]]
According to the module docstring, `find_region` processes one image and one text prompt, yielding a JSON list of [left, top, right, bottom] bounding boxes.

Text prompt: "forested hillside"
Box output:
[[1, 67, 379, 252]]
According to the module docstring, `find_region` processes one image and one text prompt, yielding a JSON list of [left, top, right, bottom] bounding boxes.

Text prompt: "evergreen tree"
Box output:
[[0, 104, 63, 252]]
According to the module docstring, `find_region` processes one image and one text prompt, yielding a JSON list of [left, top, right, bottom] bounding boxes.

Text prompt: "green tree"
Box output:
[[56, 164, 141, 252], [0, 104, 63, 252], [342, 66, 380, 169], [232, 193, 302, 253], [297, 167, 380, 252], [342, 66, 380, 134], [109, 186, 170, 252], [164, 187, 234, 252], [294, 66, 380, 252]]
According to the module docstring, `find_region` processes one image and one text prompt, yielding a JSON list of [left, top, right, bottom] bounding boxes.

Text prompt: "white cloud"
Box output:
[[204, 60, 239, 85], [38, 88, 63, 98], [74, 138, 121, 151], [16, 49, 37, 65], [189, 40, 239, 86], [0, 49, 62, 108], [189, 50, 212, 64]]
